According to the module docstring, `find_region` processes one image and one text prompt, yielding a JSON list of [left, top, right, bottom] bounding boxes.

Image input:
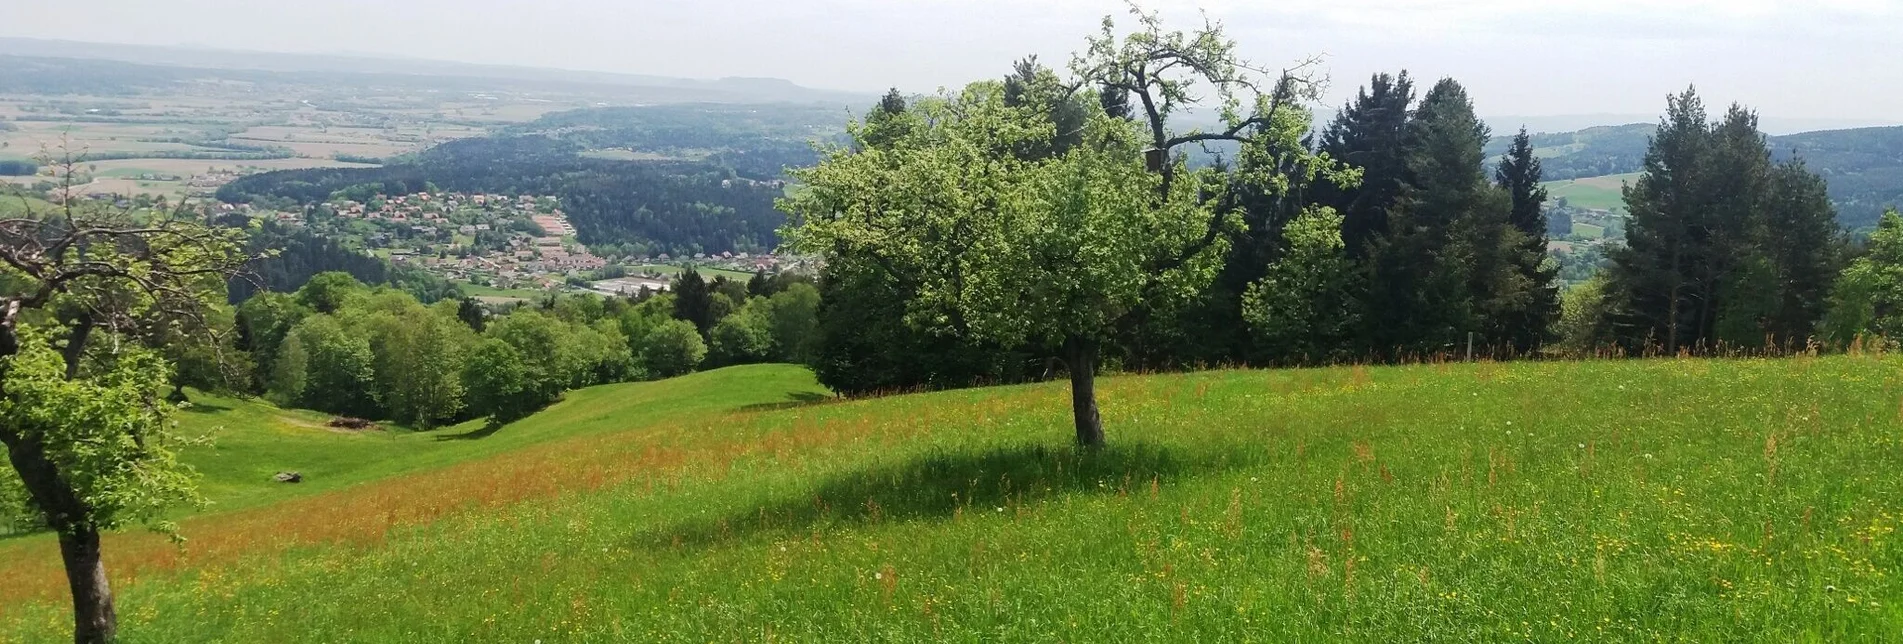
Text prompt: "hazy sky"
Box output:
[[8, 0, 1901, 124]]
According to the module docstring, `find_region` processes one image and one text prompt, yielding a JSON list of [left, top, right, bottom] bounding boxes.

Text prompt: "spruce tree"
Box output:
[[671, 268, 714, 336], [1363, 78, 1500, 356], [1608, 88, 1712, 352], [1316, 72, 1416, 258], [1494, 128, 1561, 352]]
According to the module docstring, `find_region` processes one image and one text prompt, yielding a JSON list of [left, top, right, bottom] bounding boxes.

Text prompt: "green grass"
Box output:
[[171, 366, 829, 514], [631, 263, 757, 281], [4, 358, 1903, 640], [456, 281, 557, 300], [1545, 172, 1641, 212], [1572, 222, 1607, 239]]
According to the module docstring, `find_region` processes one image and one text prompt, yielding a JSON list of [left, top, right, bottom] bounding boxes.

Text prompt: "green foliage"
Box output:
[[1241, 208, 1360, 364], [641, 319, 707, 379], [1822, 208, 1903, 347], [672, 268, 714, 335], [295, 271, 367, 315], [1555, 275, 1616, 353], [765, 283, 822, 364], [708, 299, 775, 367], [0, 327, 198, 534], [461, 339, 533, 423], [1607, 90, 1842, 352], [280, 315, 377, 416]]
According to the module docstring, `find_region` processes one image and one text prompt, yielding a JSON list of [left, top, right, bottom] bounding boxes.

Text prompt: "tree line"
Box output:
[[224, 268, 821, 427], [780, 10, 1882, 448]]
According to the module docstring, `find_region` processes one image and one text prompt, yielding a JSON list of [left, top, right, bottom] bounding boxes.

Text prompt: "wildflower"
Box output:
[[875, 572, 883, 580]]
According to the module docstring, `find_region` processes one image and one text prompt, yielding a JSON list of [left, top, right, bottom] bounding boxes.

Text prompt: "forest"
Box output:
[[221, 268, 818, 429], [217, 135, 790, 255]]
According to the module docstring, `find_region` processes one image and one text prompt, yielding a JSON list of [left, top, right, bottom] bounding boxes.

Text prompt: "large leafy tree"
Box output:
[[785, 7, 1327, 447], [0, 192, 250, 643]]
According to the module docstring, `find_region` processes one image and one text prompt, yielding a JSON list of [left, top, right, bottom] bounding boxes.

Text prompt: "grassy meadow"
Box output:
[[1545, 172, 1641, 213], [2, 357, 1902, 641]]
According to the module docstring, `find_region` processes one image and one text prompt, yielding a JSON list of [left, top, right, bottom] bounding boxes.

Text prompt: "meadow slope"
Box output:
[[3, 358, 1902, 641]]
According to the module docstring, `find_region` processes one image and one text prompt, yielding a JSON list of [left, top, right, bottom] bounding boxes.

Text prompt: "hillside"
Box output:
[[1489, 124, 1903, 229], [3, 358, 1901, 640]]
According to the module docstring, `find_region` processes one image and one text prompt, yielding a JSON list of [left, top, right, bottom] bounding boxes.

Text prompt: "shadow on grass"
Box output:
[[735, 390, 834, 413], [434, 420, 506, 441], [179, 400, 235, 414], [634, 442, 1248, 549]]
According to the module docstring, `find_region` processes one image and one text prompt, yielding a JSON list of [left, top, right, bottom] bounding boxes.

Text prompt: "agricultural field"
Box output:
[[3, 357, 1901, 640], [0, 87, 575, 200], [1544, 172, 1641, 213]]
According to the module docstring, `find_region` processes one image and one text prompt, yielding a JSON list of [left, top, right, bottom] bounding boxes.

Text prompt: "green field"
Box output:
[[3, 358, 1902, 640], [1545, 172, 1641, 213], [456, 281, 558, 301], [1572, 221, 1607, 239], [631, 263, 757, 281]]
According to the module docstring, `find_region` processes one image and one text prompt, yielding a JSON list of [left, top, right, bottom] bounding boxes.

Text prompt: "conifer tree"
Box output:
[[1316, 72, 1415, 258], [1494, 128, 1561, 352]]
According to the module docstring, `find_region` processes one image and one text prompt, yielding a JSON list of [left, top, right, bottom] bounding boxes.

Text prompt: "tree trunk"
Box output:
[[0, 429, 117, 644], [58, 528, 116, 644], [1065, 337, 1104, 448]]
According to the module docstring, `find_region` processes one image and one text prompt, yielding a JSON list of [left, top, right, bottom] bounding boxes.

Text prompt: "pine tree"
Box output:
[[1316, 71, 1415, 258], [1758, 159, 1841, 346], [671, 268, 714, 336], [1494, 128, 1561, 352], [1363, 78, 1498, 356], [1608, 89, 1838, 352], [1608, 88, 1712, 352]]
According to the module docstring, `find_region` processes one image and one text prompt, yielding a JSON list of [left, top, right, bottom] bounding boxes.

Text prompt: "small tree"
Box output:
[[641, 319, 706, 378], [0, 184, 251, 642], [708, 298, 774, 367], [1242, 207, 1360, 364], [462, 338, 532, 423]]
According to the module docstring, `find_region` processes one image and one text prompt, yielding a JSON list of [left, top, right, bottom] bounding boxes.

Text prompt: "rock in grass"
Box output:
[[273, 471, 302, 484]]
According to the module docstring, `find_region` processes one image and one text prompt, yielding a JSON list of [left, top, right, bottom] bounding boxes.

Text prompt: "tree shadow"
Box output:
[[735, 390, 834, 413], [179, 400, 234, 414], [434, 419, 506, 441], [632, 442, 1247, 549]]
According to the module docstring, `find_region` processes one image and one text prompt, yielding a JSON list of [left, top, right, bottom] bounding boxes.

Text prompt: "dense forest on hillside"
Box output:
[[224, 219, 460, 305], [217, 136, 788, 254], [1482, 123, 1653, 180], [505, 104, 846, 179]]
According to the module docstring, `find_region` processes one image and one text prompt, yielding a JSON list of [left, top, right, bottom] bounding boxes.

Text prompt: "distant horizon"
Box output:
[[5, 0, 1898, 124], [4, 34, 1900, 136]]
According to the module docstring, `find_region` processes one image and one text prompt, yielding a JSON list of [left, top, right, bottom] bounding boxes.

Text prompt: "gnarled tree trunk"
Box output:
[[0, 426, 118, 643], [1065, 336, 1104, 448], [58, 528, 115, 644]]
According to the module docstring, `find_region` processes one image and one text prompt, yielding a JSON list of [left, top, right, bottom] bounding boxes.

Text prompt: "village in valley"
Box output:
[[275, 190, 806, 297]]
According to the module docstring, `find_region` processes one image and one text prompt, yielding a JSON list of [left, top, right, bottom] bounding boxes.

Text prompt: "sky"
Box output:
[[6, 0, 1901, 128]]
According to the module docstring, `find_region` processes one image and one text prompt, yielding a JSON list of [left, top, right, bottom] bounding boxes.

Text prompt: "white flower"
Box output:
[[875, 572, 883, 580], [1578, 444, 1586, 449], [996, 507, 1004, 512]]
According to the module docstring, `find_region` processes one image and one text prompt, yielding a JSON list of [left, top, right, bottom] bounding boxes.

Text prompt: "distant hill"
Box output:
[[0, 37, 868, 105], [1486, 124, 1903, 229]]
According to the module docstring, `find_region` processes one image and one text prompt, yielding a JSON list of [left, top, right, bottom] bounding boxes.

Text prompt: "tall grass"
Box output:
[[2, 357, 1901, 641]]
